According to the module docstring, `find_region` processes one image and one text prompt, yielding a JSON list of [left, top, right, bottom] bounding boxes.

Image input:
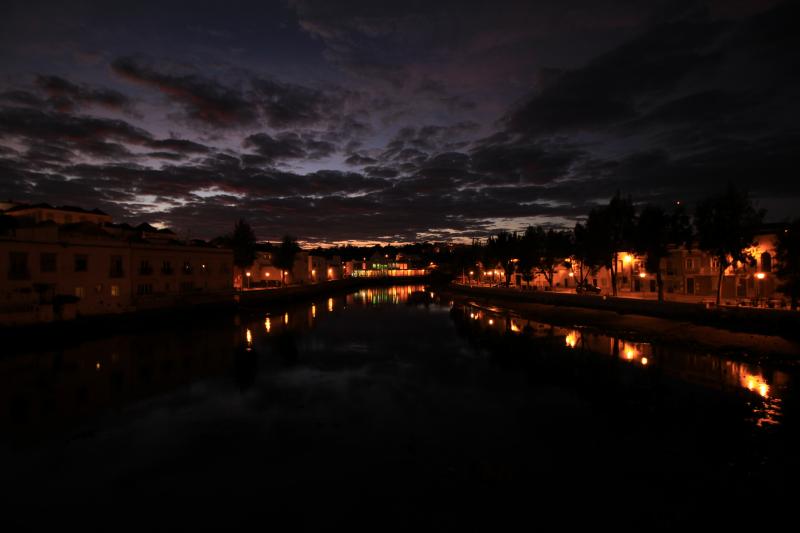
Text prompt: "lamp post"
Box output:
[[245, 271, 251, 290], [756, 272, 766, 306]]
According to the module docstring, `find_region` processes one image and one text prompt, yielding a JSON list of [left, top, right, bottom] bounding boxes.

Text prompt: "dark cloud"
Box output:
[[111, 56, 256, 127], [345, 153, 378, 166], [244, 132, 336, 163], [0, 106, 152, 144], [251, 77, 330, 128], [1, 0, 796, 241], [35, 75, 132, 112]]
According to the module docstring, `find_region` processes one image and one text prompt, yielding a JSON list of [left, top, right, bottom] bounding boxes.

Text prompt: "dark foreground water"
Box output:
[[1, 285, 799, 530]]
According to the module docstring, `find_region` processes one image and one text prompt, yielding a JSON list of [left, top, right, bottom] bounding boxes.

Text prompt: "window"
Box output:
[[137, 283, 153, 295], [109, 255, 124, 277], [95, 284, 103, 293], [139, 259, 153, 275], [183, 261, 193, 275], [8, 252, 29, 280], [762, 252, 772, 272], [685, 258, 695, 271], [40, 252, 57, 273], [75, 286, 85, 298], [162, 260, 174, 275], [74, 254, 88, 272], [111, 285, 120, 297]]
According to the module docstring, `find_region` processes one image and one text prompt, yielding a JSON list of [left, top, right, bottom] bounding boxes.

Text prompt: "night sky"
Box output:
[[0, 0, 796, 244]]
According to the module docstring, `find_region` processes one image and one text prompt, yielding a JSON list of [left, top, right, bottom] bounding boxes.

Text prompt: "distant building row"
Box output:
[[476, 224, 787, 306], [1, 202, 233, 325]]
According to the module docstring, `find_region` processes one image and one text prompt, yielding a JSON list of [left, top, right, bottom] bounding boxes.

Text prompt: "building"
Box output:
[[488, 223, 788, 306], [346, 252, 429, 278], [1, 206, 233, 325], [3, 202, 113, 226]]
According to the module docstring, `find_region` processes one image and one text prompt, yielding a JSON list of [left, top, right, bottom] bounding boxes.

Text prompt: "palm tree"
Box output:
[[775, 219, 800, 310], [274, 235, 300, 286], [694, 184, 765, 305], [634, 204, 692, 302]]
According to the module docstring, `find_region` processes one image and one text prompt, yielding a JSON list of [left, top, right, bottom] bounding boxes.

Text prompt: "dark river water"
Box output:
[[1, 284, 799, 529]]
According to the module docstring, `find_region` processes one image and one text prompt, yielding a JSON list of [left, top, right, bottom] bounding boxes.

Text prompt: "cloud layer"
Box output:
[[0, 0, 796, 243]]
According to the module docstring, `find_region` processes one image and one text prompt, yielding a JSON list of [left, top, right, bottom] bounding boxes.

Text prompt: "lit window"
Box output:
[[75, 286, 85, 298], [111, 285, 120, 297]]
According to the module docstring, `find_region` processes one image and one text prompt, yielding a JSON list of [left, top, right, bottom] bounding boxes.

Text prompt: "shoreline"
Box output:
[[442, 284, 800, 361], [0, 276, 431, 350]]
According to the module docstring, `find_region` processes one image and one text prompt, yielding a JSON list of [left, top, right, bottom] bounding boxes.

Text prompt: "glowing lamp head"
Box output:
[[568, 272, 574, 277], [623, 254, 633, 264], [639, 272, 646, 278], [756, 272, 766, 280], [246, 272, 251, 277]]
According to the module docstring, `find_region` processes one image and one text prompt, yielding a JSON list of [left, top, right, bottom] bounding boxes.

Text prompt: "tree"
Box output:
[[570, 221, 603, 286], [231, 219, 257, 289], [587, 192, 636, 296], [274, 235, 300, 286], [485, 231, 519, 287], [775, 219, 800, 310], [517, 227, 539, 289], [522, 226, 571, 289], [694, 184, 765, 305], [634, 204, 692, 302]]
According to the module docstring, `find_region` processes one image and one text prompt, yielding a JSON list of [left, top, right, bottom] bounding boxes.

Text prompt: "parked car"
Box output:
[[575, 281, 601, 294]]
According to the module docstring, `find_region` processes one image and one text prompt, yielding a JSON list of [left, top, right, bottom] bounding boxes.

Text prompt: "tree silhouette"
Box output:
[[485, 231, 519, 287], [570, 221, 603, 286], [231, 219, 256, 289], [274, 235, 300, 286], [694, 184, 764, 305], [775, 219, 800, 310], [634, 204, 692, 302], [587, 192, 636, 296]]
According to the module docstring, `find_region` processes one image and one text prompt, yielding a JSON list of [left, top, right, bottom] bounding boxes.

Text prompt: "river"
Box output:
[[1, 284, 798, 529]]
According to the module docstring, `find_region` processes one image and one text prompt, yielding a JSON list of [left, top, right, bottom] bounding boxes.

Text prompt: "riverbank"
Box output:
[[444, 283, 800, 361], [0, 277, 430, 350]]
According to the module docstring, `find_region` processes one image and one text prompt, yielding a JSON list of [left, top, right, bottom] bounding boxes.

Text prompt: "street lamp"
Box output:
[[245, 271, 251, 290], [756, 272, 766, 306]]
